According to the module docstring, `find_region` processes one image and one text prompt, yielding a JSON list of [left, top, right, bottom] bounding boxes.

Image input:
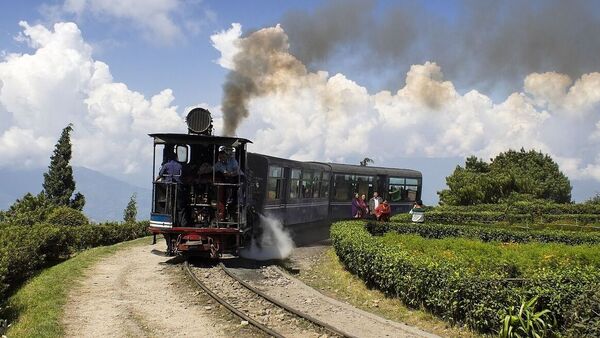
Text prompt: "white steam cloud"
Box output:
[[240, 215, 295, 260], [211, 23, 600, 182]]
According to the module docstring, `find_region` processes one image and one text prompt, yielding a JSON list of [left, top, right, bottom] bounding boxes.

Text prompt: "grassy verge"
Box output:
[[298, 248, 483, 338], [4, 236, 151, 338]]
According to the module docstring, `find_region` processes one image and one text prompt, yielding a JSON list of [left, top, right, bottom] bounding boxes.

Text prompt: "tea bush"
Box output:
[[366, 221, 600, 245], [331, 220, 600, 333], [0, 221, 149, 303]]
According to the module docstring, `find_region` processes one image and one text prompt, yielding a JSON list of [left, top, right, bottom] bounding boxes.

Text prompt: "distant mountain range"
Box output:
[[0, 167, 151, 222]]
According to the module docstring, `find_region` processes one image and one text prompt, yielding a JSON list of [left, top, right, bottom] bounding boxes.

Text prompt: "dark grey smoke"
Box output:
[[282, 0, 600, 93], [221, 25, 306, 136]]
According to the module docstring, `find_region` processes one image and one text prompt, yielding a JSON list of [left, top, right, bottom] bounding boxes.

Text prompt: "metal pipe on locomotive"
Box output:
[[149, 108, 252, 257]]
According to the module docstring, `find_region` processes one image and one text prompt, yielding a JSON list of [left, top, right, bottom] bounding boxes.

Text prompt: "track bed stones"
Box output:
[[229, 250, 439, 338], [186, 260, 342, 338]]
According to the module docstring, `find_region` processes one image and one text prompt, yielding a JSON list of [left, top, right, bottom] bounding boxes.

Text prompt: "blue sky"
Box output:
[[1, 0, 600, 203]]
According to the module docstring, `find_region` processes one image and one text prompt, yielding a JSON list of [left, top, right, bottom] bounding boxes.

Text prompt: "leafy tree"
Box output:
[[47, 206, 89, 226], [360, 157, 374, 166], [42, 124, 85, 210], [585, 192, 600, 205], [438, 149, 571, 205], [2, 192, 55, 226], [123, 193, 137, 223]]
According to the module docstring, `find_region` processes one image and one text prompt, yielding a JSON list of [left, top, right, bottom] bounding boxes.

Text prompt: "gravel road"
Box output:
[[63, 242, 232, 337]]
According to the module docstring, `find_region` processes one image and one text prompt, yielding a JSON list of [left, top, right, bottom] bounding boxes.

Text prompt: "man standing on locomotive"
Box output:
[[215, 149, 244, 221]]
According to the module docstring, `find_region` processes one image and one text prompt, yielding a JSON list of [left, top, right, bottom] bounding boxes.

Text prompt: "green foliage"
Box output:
[[585, 192, 600, 205], [564, 286, 600, 337], [499, 296, 557, 338], [123, 193, 137, 223], [367, 221, 600, 245], [47, 206, 89, 227], [331, 220, 600, 333], [360, 157, 374, 166], [438, 149, 572, 205], [1, 192, 55, 226], [42, 124, 85, 210], [0, 221, 149, 303]]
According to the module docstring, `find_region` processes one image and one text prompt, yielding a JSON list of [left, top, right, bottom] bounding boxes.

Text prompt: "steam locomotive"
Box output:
[[149, 108, 422, 256]]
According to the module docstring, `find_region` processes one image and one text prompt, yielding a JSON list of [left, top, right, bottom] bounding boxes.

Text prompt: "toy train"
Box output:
[[149, 108, 422, 256]]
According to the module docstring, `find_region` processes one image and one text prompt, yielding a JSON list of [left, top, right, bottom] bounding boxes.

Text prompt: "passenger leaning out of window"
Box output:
[[409, 199, 425, 223]]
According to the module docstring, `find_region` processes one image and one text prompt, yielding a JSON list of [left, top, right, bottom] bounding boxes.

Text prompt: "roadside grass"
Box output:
[[298, 248, 484, 338], [4, 236, 152, 338]]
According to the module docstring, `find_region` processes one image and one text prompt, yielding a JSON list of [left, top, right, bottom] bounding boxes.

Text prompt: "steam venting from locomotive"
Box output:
[[241, 215, 295, 260]]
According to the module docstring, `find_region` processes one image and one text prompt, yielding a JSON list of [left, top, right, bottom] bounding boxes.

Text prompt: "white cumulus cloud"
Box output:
[[212, 23, 600, 183], [0, 21, 185, 177]]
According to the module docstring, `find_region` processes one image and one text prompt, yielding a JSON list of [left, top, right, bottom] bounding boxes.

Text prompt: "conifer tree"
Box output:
[[42, 124, 85, 210], [123, 193, 137, 223]]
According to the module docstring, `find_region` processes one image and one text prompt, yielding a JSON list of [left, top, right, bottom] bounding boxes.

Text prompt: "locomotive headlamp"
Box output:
[[186, 107, 213, 135]]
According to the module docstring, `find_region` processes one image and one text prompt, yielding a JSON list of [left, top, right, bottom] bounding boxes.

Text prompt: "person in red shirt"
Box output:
[[375, 200, 391, 221]]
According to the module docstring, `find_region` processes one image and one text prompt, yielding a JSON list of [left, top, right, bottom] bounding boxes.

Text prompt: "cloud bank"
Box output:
[[282, 0, 600, 93], [211, 23, 600, 182], [0, 21, 185, 176]]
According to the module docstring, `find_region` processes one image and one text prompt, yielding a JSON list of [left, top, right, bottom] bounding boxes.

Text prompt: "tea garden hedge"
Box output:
[[0, 220, 150, 304], [331, 220, 600, 335]]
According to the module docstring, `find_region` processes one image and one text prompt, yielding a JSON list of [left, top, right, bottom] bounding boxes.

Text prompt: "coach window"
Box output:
[[301, 171, 314, 198], [289, 169, 301, 199], [333, 174, 352, 201], [355, 175, 371, 197], [320, 172, 330, 198], [405, 178, 419, 201], [267, 166, 283, 200], [312, 171, 321, 198], [388, 177, 405, 202]]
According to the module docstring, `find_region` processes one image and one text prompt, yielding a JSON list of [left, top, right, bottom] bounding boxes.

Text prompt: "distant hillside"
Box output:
[[0, 167, 151, 222]]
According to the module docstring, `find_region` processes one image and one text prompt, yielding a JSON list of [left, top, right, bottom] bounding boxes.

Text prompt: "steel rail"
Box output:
[[183, 260, 284, 338], [219, 263, 357, 338]]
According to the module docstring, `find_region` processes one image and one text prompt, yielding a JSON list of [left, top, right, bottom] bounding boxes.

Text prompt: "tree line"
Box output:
[[0, 124, 137, 225]]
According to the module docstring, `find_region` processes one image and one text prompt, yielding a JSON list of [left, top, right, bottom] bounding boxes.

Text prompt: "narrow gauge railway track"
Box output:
[[184, 260, 354, 338]]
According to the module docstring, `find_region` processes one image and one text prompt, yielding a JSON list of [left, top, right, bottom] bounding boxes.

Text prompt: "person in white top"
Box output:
[[409, 199, 425, 223]]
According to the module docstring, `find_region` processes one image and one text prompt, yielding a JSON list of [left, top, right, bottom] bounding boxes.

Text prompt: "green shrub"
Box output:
[[46, 206, 89, 226], [1, 193, 55, 226], [331, 220, 600, 333], [499, 296, 557, 338], [367, 221, 600, 245], [564, 286, 600, 337], [0, 221, 149, 303], [392, 209, 600, 229]]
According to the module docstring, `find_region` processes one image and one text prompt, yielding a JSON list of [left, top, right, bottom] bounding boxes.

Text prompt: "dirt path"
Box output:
[[63, 242, 232, 338]]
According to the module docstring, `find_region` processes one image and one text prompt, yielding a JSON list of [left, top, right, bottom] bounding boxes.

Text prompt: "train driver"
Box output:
[[157, 152, 182, 183], [215, 150, 242, 178]]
